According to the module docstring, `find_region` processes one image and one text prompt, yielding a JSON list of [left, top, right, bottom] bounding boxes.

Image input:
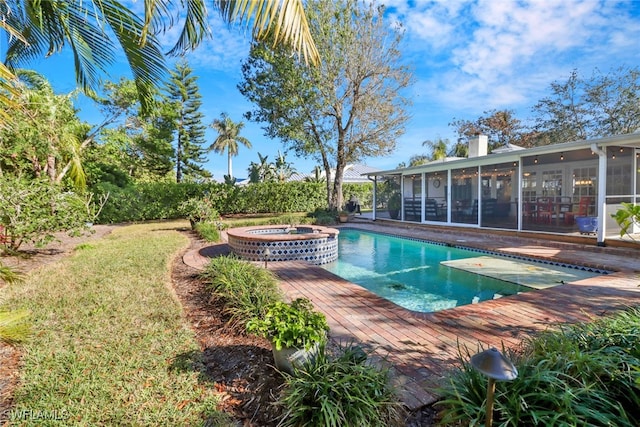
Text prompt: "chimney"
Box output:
[[468, 134, 488, 158]]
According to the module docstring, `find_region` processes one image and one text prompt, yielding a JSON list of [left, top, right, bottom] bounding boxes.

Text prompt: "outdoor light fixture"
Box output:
[[534, 156, 538, 164], [263, 247, 271, 268], [470, 347, 518, 427], [560, 152, 564, 161]]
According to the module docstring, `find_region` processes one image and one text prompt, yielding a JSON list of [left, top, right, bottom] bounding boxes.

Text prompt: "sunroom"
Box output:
[[366, 133, 640, 245]]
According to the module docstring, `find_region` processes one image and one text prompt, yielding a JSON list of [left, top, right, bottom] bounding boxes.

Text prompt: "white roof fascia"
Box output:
[[365, 132, 640, 177]]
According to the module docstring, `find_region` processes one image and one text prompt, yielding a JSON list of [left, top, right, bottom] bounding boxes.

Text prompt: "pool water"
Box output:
[[322, 229, 566, 312]]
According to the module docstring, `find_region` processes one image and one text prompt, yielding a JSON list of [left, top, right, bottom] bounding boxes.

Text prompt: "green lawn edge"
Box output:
[[3, 221, 230, 426]]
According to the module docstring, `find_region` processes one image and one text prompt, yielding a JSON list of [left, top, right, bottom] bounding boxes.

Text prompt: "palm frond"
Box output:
[[165, 0, 211, 56], [0, 262, 24, 285], [218, 0, 319, 65], [0, 309, 31, 344]]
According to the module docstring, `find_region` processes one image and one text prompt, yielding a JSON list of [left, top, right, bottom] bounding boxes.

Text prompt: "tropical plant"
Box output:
[[0, 70, 90, 189], [422, 137, 450, 161], [246, 298, 329, 351], [388, 192, 401, 213], [210, 113, 252, 180], [277, 341, 403, 427], [0, 309, 31, 344], [0, 0, 319, 120], [200, 256, 283, 328], [248, 152, 277, 183], [0, 263, 24, 284], [438, 307, 640, 426], [611, 202, 640, 241], [274, 150, 297, 182]]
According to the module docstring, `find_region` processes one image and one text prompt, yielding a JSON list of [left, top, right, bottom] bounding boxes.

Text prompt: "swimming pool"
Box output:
[[322, 229, 602, 312]]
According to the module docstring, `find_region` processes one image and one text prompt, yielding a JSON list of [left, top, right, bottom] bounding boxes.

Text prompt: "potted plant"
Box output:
[[246, 298, 329, 374], [338, 210, 350, 223]]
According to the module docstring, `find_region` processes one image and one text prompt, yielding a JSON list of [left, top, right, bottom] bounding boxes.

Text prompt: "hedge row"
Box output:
[[93, 181, 372, 224]]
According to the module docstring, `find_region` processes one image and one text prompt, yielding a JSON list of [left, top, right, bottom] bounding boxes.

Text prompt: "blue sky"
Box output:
[[18, 0, 640, 181]]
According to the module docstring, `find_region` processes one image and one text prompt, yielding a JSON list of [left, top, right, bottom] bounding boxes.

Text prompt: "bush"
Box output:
[[308, 208, 338, 226], [278, 342, 403, 427], [200, 256, 283, 328], [0, 177, 91, 251], [93, 181, 327, 223], [438, 307, 640, 426], [178, 197, 219, 229], [94, 181, 204, 223], [246, 298, 329, 351]]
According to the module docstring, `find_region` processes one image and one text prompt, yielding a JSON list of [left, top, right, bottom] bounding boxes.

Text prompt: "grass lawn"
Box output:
[[3, 221, 230, 426]]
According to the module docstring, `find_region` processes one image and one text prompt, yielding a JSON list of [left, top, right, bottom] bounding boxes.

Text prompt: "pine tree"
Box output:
[[166, 60, 211, 182]]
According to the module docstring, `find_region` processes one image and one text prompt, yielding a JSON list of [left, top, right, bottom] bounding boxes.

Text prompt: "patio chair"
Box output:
[[461, 200, 478, 222], [424, 199, 440, 221], [564, 196, 592, 225], [536, 198, 553, 224], [345, 196, 361, 215]]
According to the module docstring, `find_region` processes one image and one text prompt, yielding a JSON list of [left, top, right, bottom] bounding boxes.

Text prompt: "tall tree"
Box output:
[[87, 79, 176, 183], [166, 61, 210, 182], [422, 137, 450, 161], [532, 70, 589, 145], [274, 150, 296, 182], [533, 67, 640, 144], [210, 113, 252, 180], [0, 0, 319, 119], [240, 0, 412, 210], [450, 109, 523, 151]]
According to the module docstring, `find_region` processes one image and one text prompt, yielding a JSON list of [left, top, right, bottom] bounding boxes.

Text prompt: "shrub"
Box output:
[[308, 208, 338, 226], [438, 307, 640, 426], [178, 197, 219, 229], [200, 256, 283, 328], [277, 342, 403, 427], [0, 177, 90, 251], [193, 222, 221, 242], [246, 298, 329, 351]]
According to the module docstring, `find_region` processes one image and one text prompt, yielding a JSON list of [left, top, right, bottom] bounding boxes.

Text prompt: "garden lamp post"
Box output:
[[263, 247, 271, 268], [470, 347, 518, 427]]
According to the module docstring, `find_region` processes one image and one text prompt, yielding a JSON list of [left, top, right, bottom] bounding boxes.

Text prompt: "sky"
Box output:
[[17, 0, 640, 181]]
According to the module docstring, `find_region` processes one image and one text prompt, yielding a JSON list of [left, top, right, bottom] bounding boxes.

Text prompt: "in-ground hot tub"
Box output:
[[227, 225, 340, 265]]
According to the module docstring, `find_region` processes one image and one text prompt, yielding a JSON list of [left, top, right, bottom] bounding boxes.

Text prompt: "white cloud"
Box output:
[[399, 0, 640, 120]]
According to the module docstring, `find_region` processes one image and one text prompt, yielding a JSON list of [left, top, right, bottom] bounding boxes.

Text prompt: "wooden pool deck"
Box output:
[[183, 222, 640, 409]]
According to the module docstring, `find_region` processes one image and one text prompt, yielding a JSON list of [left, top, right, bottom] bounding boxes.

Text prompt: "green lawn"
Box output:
[[3, 221, 230, 426]]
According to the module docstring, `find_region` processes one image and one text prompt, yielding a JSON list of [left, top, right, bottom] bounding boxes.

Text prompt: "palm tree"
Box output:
[[274, 150, 296, 182], [422, 137, 450, 161], [210, 113, 252, 180], [0, 0, 319, 120]]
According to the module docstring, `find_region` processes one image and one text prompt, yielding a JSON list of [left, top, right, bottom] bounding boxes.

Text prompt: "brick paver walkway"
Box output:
[[183, 222, 640, 409]]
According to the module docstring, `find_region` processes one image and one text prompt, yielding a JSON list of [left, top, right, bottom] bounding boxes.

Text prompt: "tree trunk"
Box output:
[[46, 155, 56, 182], [227, 149, 233, 179]]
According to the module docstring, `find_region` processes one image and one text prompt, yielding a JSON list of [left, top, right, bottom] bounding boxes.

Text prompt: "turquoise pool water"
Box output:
[[322, 229, 577, 313]]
